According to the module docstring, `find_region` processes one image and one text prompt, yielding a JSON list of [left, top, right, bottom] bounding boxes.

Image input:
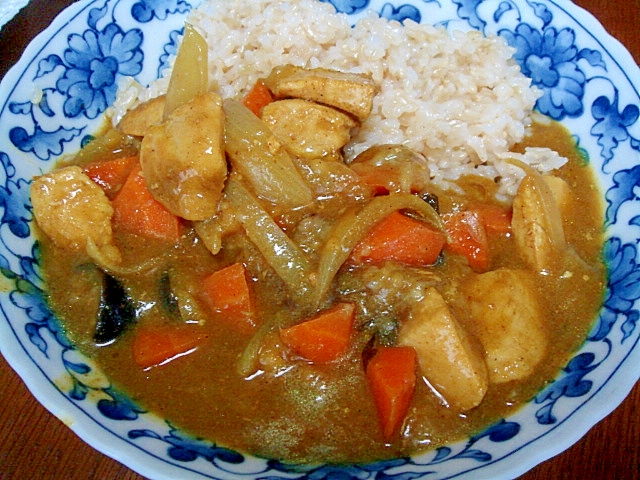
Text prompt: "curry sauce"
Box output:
[[37, 117, 606, 464]]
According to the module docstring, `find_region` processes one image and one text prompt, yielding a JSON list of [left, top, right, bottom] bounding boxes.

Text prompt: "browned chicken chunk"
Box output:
[[464, 268, 547, 383], [116, 95, 166, 137], [140, 91, 227, 221], [397, 287, 489, 411], [31, 166, 120, 263], [264, 65, 377, 121], [261, 99, 357, 161]]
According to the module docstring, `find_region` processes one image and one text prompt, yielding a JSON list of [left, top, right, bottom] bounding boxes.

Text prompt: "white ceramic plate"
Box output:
[[0, 0, 639, 478]]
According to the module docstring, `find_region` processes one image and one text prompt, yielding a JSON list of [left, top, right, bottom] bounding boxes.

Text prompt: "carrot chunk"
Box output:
[[83, 155, 138, 198], [443, 210, 490, 271], [280, 303, 355, 363], [351, 163, 400, 196], [201, 263, 257, 335], [474, 204, 512, 235], [132, 324, 206, 369], [242, 79, 274, 116], [111, 164, 181, 242], [443, 204, 511, 271], [351, 211, 446, 266], [366, 346, 417, 440]]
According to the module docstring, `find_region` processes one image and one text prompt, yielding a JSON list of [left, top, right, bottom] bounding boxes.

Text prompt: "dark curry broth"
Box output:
[[40, 119, 606, 464]]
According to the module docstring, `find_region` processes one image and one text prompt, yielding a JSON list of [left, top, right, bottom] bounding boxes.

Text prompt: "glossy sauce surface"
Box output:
[[41, 120, 605, 464]]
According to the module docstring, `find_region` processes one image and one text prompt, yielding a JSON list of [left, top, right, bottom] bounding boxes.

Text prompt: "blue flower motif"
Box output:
[[500, 24, 585, 120], [56, 23, 143, 119]]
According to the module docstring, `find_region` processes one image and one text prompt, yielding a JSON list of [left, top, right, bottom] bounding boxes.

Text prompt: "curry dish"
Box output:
[[31, 36, 606, 464]]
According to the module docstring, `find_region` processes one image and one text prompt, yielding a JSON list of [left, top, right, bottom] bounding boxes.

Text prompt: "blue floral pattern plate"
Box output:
[[0, 0, 639, 478]]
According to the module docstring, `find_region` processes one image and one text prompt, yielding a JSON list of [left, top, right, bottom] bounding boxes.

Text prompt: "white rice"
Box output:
[[111, 0, 562, 201]]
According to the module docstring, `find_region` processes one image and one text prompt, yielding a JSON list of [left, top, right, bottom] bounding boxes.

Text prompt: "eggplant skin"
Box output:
[[93, 273, 136, 346]]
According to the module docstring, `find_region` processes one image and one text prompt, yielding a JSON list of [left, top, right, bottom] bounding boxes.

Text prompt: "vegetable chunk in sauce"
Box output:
[[31, 57, 605, 465]]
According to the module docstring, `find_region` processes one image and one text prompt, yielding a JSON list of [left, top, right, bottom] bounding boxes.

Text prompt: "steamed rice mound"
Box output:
[[112, 0, 550, 199]]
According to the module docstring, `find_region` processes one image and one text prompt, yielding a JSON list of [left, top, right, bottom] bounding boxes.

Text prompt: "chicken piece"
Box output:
[[31, 166, 121, 263], [261, 99, 357, 161], [141, 91, 227, 221], [511, 173, 567, 272], [264, 65, 377, 121], [397, 287, 488, 411], [463, 268, 547, 383], [116, 95, 166, 137]]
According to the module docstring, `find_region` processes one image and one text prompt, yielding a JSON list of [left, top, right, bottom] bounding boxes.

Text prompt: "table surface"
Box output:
[[1, 0, 639, 479]]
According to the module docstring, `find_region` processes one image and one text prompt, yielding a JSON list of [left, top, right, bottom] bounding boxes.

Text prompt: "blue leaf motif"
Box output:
[[605, 165, 640, 225], [431, 446, 452, 463], [535, 352, 597, 424], [530, 1, 552, 27], [456, 449, 491, 462], [494, 2, 513, 23], [39, 91, 55, 117], [374, 471, 427, 480], [591, 308, 619, 342], [13, 279, 50, 325], [129, 428, 162, 440], [475, 419, 520, 443], [0, 255, 17, 279], [97, 388, 146, 420], [621, 310, 639, 342], [0, 151, 32, 238], [453, 0, 485, 30], [128, 426, 245, 465], [25, 322, 48, 355], [88, 4, 109, 29], [130, 0, 192, 23], [320, 0, 369, 15], [591, 94, 640, 165], [69, 381, 89, 401], [630, 215, 640, 227], [36, 54, 64, 79], [158, 29, 181, 77], [9, 100, 32, 115], [9, 125, 83, 160], [63, 358, 91, 375], [535, 402, 555, 424], [264, 458, 410, 479], [577, 48, 606, 69], [0, 152, 16, 178], [380, 4, 421, 23], [592, 237, 640, 342]]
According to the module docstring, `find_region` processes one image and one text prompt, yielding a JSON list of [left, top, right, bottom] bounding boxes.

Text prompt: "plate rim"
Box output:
[[0, 0, 639, 479]]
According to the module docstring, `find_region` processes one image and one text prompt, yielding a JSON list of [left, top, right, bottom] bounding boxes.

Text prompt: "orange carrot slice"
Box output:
[[280, 303, 355, 363], [366, 346, 417, 440]]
